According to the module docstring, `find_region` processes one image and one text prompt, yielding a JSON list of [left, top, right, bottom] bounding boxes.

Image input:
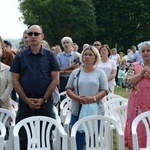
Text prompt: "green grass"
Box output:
[[114, 86, 129, 99], [114, 86, 129, 150]]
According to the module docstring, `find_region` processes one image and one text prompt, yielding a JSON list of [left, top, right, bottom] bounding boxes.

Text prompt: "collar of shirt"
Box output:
[[62, 51, 75, 56], [27, 46, 44, 55]]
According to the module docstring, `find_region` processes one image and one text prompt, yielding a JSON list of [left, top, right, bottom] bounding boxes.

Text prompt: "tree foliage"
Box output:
[[18, 0, 97, 51], [18, 0, 150, 53], [93, 0, 150, 51]]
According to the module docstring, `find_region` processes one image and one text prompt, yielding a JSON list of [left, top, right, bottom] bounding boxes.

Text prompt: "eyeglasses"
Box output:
[[94, 44, 100, 46], [28, 32, 42, 36]]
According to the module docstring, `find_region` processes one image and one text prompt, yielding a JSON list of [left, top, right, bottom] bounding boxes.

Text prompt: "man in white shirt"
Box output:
[[127, 45, 138, 63]]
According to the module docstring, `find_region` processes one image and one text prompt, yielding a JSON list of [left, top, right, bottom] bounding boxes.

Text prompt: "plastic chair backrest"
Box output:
[[60, 97, 71, 123], [0, 122, 6, 150], [111, 105, 127, 131], [0, 108, 16, 150], [132, 111, 150, 150], [71, 115, 124, 150], [102, 93, 123, 104], [13, 116, 68, 150], [104, 97, 128, 116]]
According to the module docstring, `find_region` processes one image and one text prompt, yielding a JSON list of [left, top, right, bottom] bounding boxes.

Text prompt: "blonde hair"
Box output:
[[80, 45, 101, 65]]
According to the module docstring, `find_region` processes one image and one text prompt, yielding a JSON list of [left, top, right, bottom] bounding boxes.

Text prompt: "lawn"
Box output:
[[114, 86, 129, 150], [114, 86, 130, 99]]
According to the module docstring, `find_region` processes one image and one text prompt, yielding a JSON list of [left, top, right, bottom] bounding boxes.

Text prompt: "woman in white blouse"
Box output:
[[95, 44, 117, 93]]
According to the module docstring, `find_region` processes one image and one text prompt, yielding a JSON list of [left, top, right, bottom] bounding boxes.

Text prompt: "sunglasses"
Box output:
[[94, 44, 100, 46], [28, 32, 42, 36]]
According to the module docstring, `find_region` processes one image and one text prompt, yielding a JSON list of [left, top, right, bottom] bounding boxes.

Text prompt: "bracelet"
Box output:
[[93, 97, 97, 102]]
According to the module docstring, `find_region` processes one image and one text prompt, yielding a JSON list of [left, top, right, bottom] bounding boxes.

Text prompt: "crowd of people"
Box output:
[[0, 24, 150, 150]]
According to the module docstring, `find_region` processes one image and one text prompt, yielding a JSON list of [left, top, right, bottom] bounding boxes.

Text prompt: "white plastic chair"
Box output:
[[104, 98, 127, 149], [102, 93, 123, 104], [60, 97, 72, 123], [104, 97, 128, 116], [132, 111, 150, 150], [110, 105, 127, 131], [13, 116, 68, 150], [71, 115, 124, 150], [10, 99, 18, 115], [0, 122, 6, 150], [53, 106, 62, 150], [0, 108, 16, 150]]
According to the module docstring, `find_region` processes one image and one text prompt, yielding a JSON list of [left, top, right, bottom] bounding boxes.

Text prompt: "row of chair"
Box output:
[[0, 92, 149, 150], [60, 92, 150, 150], [0, 108, 124, 150]]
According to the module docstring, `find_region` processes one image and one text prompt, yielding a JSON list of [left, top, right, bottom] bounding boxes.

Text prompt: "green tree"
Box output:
[[18, 0, 97, 51], [93, 0, 150, 52]]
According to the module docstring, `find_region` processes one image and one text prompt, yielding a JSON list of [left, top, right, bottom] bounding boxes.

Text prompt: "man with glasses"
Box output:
[[93, 41, 101, 52], [10, 25, 60, 150]]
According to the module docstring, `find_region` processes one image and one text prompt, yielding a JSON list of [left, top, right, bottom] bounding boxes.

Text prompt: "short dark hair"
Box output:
[[4, 40, 12, 48]]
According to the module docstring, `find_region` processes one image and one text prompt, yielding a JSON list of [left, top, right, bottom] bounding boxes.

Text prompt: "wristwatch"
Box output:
[[42, 97, 48, 103], [93, 97, 97, 102]]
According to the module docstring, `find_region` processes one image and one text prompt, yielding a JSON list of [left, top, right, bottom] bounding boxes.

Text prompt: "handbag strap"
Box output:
[[76, 69, 82, 118], [76, 69, 81, 95]]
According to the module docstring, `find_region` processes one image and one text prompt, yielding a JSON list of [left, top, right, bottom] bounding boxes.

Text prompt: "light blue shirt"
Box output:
[[57, 51, 79, 77], [135, 51, 143, 63]]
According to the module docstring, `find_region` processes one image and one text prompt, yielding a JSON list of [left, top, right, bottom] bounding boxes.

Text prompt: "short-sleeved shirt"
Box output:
[[57, 51, 79, 77], [65, 68, 108, 116], [95, 59, 117, 86], [10, 47, 60, 97], [127, 51, 138, 62]]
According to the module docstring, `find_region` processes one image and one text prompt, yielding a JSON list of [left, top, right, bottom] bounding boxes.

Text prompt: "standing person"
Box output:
[[93, 41, 101, 52], [54, 45, 62, 55], [1, 41, 14, 66], [57, 36, 79, 93], [22, 29, 29, 50], [10, 25, 60, 150], [4, 40, 17, 58], [41, 40, 50, 49], [124, 41, 150, 149], [110, 48, 120, 85], [4, 40, 17, 101], [0, 37, 13, 110], [66, 46, 108, 150], [72, 43, 80, 56], [82, 43, 89, 50], [124, 49, 132, 72], [135, 50, 143, 63], [127, 45, 138, 63], [95, 44, 117, 93]]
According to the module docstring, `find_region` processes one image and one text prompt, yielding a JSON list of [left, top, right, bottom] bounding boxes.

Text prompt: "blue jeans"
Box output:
[[71, 114, 85, 150]]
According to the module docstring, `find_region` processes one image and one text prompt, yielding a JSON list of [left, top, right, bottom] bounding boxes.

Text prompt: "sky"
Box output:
[[0, 0, 28, 39]]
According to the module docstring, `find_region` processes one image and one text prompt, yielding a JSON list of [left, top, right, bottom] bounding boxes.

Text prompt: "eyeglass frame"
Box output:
[[28, 32, 42, 36]]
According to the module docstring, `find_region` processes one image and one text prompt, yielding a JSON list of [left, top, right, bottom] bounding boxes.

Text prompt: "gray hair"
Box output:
[[138, 41, 150, 52], [80, 45, 101, 65], [61, 36, 73, 44]]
